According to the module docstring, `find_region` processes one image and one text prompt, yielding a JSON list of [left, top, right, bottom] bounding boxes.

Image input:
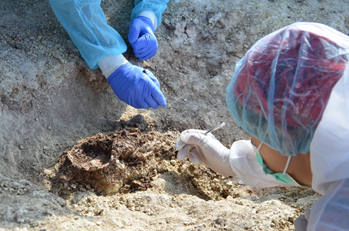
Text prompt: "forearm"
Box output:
[[48, 0, 127, 69], [131, 0, 170, 29]]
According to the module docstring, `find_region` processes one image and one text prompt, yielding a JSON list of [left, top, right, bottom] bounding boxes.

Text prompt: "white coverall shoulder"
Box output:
[[307, 64, 349, 231]]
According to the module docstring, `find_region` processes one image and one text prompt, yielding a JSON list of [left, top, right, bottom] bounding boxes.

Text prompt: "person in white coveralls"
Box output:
[[177, 22, 349, 230]]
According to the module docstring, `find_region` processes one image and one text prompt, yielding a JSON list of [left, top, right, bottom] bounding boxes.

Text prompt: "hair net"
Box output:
[[226, 22, 349, 156]]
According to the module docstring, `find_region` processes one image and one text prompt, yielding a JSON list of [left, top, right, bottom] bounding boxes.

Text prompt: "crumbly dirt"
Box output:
[[39, 125, 317, 231], [45, 127, 247, 200], [2, 0, 345, 230]]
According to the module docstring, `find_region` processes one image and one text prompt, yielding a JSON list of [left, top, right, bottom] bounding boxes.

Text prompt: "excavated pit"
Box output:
[[40, 119, 316, 231], [45, 127, 252, 201]]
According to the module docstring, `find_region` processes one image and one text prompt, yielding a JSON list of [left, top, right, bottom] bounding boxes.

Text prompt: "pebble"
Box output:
[[215, 218, 225, 225], [56, 197, 66, 207], [225, 181, 233, 187]]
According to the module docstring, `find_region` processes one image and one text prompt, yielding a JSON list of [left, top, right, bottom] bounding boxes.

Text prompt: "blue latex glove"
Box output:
[[128, 16, 158, 60], [107, 62, 166, 109]]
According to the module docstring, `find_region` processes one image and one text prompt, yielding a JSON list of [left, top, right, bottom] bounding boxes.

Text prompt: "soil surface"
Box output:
[[46, 127, 248, 200], [40, 124, 317, 231], [1, 0, 348, 230]]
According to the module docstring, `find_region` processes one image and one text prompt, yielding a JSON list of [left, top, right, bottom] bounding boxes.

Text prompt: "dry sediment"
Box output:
[[46, 127, 241, 200], [2, 0, 345, 230], [40, 127, 317, 231]]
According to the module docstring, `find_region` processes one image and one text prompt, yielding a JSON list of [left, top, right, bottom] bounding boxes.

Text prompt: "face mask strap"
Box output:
[[282, 156, 292, 175], [254, 141, 292, 176]]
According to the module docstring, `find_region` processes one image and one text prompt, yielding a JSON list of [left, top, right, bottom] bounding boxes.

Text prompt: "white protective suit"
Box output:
[[225, 22, 349, 230], [177, 22, 349, 231], [306, 62, 349, 230]]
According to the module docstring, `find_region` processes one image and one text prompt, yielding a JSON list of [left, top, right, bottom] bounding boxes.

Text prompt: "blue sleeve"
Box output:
[[48, 0, 127, 69], [131, 0, 170, 29]]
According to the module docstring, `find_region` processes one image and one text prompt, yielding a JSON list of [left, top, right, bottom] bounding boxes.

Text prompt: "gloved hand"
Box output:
[[176, 129, 234, 176], [107, 62, 166, 109], [177, 133, 293, 187], [128, 16, 158, 60]]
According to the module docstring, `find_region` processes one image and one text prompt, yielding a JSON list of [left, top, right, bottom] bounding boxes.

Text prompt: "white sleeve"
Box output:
[[229, 140, 290, 188], [98, 55, 128, 78], [307, 179, 349, 231], [138, 10, 157, 28]]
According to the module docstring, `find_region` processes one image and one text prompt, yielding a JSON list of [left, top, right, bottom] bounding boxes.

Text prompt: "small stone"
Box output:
[[226, 181, 233, 187], [43, 168, 52, 175], [95, 209, 104, 216], [59, 175, 69, 182], [56, 197, 66, 207], [143, 61, 151, 68], [215, 218, 225, 225]]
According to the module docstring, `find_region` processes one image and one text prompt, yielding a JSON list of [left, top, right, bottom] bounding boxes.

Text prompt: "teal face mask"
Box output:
[[253, 142, 300, 186]]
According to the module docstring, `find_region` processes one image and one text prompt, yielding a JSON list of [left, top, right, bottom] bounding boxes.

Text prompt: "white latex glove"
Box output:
[[176, 129, 234, 176]]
